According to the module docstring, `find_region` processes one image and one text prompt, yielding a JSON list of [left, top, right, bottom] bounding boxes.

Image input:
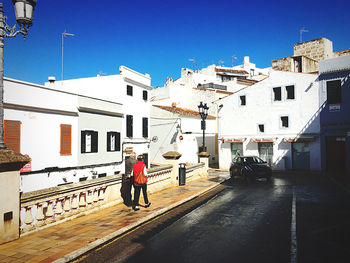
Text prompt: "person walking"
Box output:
[[121, 152, 137, 207], [133, 154, 151, 211]]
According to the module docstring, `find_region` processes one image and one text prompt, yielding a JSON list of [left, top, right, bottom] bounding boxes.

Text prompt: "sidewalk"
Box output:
[[0, 171, 227, 263]]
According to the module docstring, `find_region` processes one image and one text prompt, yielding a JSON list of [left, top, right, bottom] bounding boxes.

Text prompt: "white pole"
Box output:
[[61, 30, 74, 81]]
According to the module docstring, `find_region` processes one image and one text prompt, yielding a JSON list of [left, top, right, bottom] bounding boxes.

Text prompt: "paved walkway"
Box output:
[[0, 171, 228, 263]]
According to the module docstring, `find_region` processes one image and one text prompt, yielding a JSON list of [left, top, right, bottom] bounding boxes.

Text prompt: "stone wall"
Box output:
[[272, 56, 292, 72], [334, 49, 350, 58], [293, 38, 333, 61]]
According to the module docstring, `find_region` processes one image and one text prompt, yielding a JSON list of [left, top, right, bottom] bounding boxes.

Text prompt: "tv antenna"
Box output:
[[231, 55, 237, 67], [188, 58, 196, 70], [300, 27, 308, 43], [62, 30, 75, 81]]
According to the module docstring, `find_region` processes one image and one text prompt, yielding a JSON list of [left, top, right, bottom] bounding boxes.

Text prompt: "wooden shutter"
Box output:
[[143, 90, 148, 101], [127, 85, 133, 96], [115, 132, 121, 151], [107, 132, 111, 152], [91, 131, 98, 153], [81, 131, 86, 153], [4, 120, 21, 153], [127, 115, 133, 137], [60, 125, 72, 155], [142, 117, 148, 138]]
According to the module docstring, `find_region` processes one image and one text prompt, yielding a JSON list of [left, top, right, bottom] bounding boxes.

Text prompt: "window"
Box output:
[[126, 115, 133, 137], [240, 95, 246, 106], [327, 80, 341, 104], [107, 132, 120, 152], [127, 85, 133, 96], [258, 124, 265, 133], [60, 124, 72, 155], [286, 85, 295, 100], [81, 130, 98, 153], [250, 69, 255, 77], [280, 116, 289, 128], [143, 90, 148, 101], [4, 120, 21, 153], [142, 117, 148, 138], [273, 87, 281, 101]]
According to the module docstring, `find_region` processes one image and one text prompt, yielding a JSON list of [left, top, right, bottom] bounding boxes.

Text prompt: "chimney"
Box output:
[[243, 56, 250, 67], [48, 76, 56, 84]]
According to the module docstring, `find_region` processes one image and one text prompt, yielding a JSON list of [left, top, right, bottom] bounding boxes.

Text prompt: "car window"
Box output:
[[253, 157, 265, 163], [242, 157, 254, 163]]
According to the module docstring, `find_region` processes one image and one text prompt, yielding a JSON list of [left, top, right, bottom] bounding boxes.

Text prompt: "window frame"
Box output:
[[272, 87, 282, 102], [326, 79, 342, 105], [126, 115, 133, 138], [258, 124, 265, 133], [239, 95, 246, 106], [127, 85, 133, 96], [142, 117, 148, 138], [285, 85, 295, 100], [81, 130, 98, 153], [280, 116, 289, 129], [143, 90, 148, 101], [107, 131, 121, 152]]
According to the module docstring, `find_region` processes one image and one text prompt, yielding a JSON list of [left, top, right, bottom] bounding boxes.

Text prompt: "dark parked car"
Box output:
[[230, 156, 272, 181]]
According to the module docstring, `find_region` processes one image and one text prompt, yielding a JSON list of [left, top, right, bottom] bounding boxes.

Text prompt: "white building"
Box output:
[[218, 70, 321, 171], [46, 66, 152, 167], [150, 105, 216, 165], [4, 77, 124, 192], [150, 58, 265, 166], [4, 66, 151, 193]]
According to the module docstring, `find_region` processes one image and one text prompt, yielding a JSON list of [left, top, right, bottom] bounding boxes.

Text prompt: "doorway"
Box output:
[[292, 142, 310, 170], [231, 143, 243, 160], [258, 142, 273, 166]]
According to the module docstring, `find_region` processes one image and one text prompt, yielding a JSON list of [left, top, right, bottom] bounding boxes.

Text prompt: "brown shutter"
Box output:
[[4, 120, 21, 153], [60, 124, 72, 155]]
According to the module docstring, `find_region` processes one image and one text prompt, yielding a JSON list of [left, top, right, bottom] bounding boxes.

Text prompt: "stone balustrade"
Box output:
[[19, 162, 206, 235], [185, 163, 205, 182], [20, 164, 174, 234]]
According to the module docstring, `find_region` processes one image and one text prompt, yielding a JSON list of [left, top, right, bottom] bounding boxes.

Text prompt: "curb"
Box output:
[[53, 181, 221, 263]]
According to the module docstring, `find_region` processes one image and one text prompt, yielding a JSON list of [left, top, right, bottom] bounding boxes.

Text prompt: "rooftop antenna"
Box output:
[[231, 55, 237, 67], [62, 30, 75, 81], [300, 27, 308, 43], [188, 58, 196, 70]]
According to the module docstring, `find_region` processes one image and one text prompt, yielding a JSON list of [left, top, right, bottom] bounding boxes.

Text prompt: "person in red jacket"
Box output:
[[133, 154, 151, 211]]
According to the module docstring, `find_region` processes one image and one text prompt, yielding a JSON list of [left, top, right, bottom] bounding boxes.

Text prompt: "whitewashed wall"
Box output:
[[47, 66, 152, 164], [218, 70, 321, 170], [4, 78, 78, 171]]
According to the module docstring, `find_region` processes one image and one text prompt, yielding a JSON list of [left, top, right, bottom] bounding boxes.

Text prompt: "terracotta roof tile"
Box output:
[[153, 105, 215, 119], [215, 68, 248, 74]]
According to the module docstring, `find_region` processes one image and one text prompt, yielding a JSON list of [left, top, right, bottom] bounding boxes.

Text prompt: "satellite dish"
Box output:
[[152, 136, 158, 143]]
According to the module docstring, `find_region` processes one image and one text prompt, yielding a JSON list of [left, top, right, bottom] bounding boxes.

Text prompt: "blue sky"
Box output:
[[3, 0, 350, 88]]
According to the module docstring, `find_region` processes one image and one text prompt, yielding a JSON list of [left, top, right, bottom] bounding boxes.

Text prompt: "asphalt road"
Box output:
[[77, 172, 350, 263]]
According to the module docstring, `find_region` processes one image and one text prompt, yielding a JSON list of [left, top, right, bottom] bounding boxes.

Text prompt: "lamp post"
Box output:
[[198, 101, 209, 153], [0, 0, 37, 149]]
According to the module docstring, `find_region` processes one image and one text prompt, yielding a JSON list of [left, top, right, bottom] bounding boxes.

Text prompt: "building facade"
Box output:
[[272, 38, 350, 73], [318, 55, 350, 184], [150, 105, 216, 165], [4, 66, 151, 193], [150, 59, 265, 166], [218, 70, 321, 171]]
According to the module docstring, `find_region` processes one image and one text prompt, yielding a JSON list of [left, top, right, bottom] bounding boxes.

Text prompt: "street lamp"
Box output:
[[198, 101, 209, 153], [0, 0, 37, 149]]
